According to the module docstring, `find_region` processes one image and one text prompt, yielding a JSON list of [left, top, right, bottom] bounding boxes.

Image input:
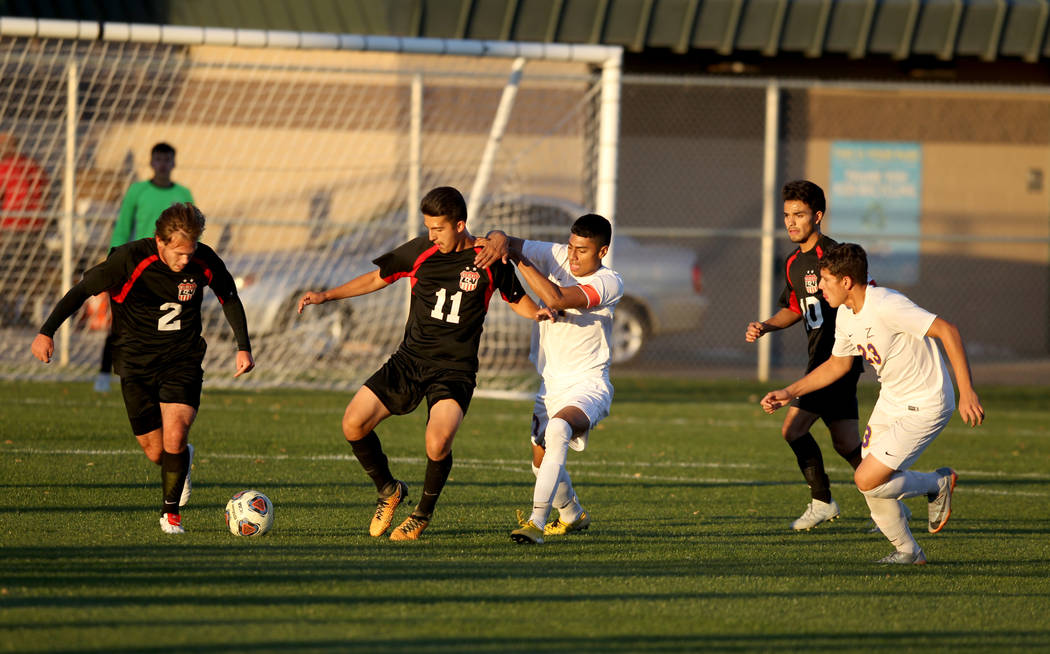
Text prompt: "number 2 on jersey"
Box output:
[[430, 288, 462, 324], [158, 302, 182, 331]]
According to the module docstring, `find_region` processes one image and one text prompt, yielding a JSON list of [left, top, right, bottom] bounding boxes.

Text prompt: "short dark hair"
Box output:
[[820, 242, 867, 285], [156, 202, 205, 242], [151, 142, 176, 157], [420, 186, 467, 224], [571, 213, 612, 248], [782, 180, 826, 214]]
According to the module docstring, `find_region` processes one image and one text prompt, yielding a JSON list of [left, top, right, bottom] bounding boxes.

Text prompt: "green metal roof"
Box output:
[[4, 0, 1048, 62]]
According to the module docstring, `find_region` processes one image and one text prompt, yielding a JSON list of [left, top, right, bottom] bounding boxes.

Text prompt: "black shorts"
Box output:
[[792, 366, 861, 424], [365, 351, 476, 417], [120, 360, 204, 435]]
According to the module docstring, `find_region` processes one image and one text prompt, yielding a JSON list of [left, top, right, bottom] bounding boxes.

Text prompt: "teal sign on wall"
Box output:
[[829, 141, 922, 285]]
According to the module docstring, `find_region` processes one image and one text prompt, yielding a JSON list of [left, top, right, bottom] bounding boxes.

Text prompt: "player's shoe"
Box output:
[[159, 513, 185, 535], [93, 372, 112, 393], [369, 480, 408, 537], [928, 467, 957, 534], [544, 510, 591, 536], [511, 520, 544, 544], [389, 514, 429, 541], [876, 548, 926, 565], [868, 502, 913, 533], [179, 444, 194, 507], [791, 498, 840, 530]]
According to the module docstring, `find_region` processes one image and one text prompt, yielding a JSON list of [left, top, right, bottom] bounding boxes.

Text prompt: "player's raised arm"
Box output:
[[926, 316, 984, 426], [514, 254, 592, 311], [297, 269, 389, 313], [474, 230, 522, 268]]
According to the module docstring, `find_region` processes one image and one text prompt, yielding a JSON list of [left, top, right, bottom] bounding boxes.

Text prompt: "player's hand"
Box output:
[[233, 350, 255, 378], [957, 390, 984, 426], [474, 231, 510, 268], [31, 334, 54, 363], [536, 307, 557, 322], [760, 389, 792, 414], [297, 291, 326, 314], [745, 321, 766, 343]]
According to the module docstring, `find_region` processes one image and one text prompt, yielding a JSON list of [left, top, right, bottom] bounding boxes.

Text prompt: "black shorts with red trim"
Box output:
[[365, 350, 476, 417], [119, 358, 204, 435]]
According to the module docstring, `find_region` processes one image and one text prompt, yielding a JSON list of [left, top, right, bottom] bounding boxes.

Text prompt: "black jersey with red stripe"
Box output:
[[777, 234, 862, 374], [374, 237, 526, 372], [70, 238, 239, 374]]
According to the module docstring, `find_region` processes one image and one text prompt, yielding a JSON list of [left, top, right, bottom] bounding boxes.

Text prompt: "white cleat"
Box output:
[[876, 548, 926, 565], [928, 467, 957, 534], [791, 498, 840, 531], [159, 513, 185, 535], [179, 444, 194, 507]]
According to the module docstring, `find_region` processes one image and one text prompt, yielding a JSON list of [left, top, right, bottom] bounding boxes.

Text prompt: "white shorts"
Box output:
[[531, 377, 613, 452], [862, 400, 954, 471]]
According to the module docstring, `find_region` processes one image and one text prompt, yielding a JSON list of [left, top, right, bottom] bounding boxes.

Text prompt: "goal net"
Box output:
[[0, 21, 621, 395]]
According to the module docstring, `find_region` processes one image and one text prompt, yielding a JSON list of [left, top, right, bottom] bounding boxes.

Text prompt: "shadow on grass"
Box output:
[[9, 631, 1050, 653]]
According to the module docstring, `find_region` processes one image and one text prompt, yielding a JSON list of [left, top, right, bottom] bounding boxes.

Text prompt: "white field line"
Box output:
[[4, 447, 1049, 496]]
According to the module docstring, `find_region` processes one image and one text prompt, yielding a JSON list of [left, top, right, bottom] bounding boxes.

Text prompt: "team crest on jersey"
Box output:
[[177, 279, 197, 302], [459, 267, 480, 292], [804, 270, 818, 294]]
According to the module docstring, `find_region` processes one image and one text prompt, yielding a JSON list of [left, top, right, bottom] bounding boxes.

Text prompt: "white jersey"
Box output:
[[522, 240, 624, 385], [832, 285, 954, 412]]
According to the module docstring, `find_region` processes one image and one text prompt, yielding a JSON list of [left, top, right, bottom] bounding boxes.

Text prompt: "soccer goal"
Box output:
[[0, 18, 621, 395]]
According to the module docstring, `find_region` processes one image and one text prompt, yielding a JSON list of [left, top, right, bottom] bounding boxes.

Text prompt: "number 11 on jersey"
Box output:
[[430, 288, 462, 324]]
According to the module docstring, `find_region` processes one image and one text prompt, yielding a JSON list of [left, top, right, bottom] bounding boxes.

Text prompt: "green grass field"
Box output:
[[2, 377, 1049, 653]]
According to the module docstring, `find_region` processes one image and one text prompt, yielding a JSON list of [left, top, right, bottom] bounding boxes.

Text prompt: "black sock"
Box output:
[[842, 444, 863, 470], [160, 448, 189, 516], [414, 452, 453, 518], [99, 333, 114, 374], [788, 433, 831, 503], [349, 430, 395, 494]]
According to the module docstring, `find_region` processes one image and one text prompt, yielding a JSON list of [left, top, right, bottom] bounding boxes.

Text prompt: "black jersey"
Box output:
[[374, 237, 526, 372], [40, 238, 249, 375], [777, 234, 863, 375]]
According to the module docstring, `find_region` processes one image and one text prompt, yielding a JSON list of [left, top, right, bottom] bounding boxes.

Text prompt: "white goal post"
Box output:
[[0, 18, 621, 395]]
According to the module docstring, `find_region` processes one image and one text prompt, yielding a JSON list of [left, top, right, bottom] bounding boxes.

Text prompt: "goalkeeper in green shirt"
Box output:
[[95, 142, 194, 392]]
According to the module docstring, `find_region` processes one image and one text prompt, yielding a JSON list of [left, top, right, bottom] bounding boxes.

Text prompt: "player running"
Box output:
[[746, 180, 866, 530], [475, 213, 622, 544], [32, 203, 255, 534], [297, 186, 548, 541], [761, 243, 984, 564]]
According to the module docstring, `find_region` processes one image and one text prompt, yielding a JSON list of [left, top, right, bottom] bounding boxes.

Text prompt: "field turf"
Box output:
[[2, 378, 1049, 652]]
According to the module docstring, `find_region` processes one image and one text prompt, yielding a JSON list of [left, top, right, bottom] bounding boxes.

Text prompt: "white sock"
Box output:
[[530, 418, 572, 527], [864, 495, 920, 553], [534, 457, 581, 523], [865, 470, 941, 501], [553, 467, 582, 523]]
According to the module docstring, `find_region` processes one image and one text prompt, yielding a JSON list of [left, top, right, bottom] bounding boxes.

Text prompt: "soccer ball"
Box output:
[[225, 490, 274, 536]]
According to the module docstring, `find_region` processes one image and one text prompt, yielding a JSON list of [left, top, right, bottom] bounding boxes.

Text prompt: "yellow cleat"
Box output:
[[389, 513, 429, 541], [511, 520, 544, 544], [369, 480, 408, 537], [544, 510, 591, 536]]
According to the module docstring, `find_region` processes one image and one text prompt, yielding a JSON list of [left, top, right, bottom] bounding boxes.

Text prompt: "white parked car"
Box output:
[[226, 196, 706, 363]]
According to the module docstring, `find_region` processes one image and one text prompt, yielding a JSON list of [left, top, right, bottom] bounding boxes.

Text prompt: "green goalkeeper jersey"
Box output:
[[110, 180, 194, 247]]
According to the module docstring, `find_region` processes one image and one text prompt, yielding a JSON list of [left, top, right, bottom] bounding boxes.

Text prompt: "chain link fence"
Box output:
[[613, 75, 1050, 385]]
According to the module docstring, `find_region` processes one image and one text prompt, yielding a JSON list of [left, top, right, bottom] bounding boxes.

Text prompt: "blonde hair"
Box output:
[[155, 202, 205, 243]]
